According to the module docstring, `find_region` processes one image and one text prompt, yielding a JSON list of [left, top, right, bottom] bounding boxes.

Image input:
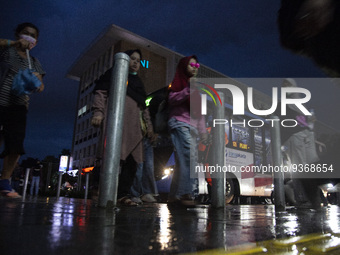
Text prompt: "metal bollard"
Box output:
[[22, 168, 30, 200], [84, 173, 89, 203], [45, 162, 52, 192], [271, 115, 286, 211], [77, 158, 82, 192], [98, 53, 130, 208], [211, 92, 225, 208], [56, 172, 63, 200]]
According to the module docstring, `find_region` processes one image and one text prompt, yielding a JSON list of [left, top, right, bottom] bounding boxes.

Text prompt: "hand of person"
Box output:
[[15, 38, 32, 50], [91, 115, 104, 127], [36, 83, 44, 92], [147, 129, 158, 144], [150, 133, 158, 145], [200, 133, 209, 145], [309, 114, 317, 123], [33, 72, 44, 92]]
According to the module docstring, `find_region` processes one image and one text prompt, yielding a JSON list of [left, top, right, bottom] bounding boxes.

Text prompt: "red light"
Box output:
[[82, 166, 94, 173]]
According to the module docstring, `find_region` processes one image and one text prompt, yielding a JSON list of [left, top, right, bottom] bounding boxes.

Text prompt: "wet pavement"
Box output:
[[1, 196, 340, 254]]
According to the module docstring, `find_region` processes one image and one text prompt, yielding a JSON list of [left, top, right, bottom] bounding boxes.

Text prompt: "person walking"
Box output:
[[30, 161, 42, 196], [0, 23, 45, 198], [280, 78, 321, 208], [91, 49, 155, 206], [167, 55, 207, 207]]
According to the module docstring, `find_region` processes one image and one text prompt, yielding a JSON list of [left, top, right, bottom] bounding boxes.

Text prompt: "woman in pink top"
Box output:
[[167, 55, 207, 207]]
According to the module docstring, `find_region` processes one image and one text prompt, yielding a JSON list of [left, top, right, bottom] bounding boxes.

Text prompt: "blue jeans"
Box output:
[[30, 176, 40, 195], [130, 138, 158, 197], [168, 118, 198, 199]]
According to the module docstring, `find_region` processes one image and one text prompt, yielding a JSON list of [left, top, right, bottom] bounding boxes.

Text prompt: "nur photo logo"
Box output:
[[193, 79, 312, 129]]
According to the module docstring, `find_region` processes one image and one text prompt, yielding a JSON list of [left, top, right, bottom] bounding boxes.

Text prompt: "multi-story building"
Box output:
[[67, 24, 227, 171]]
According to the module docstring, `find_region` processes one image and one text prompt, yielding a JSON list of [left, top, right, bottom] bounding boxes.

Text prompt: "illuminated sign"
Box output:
[[141, 60, 149, 69], [201, 84, 311, 116], [82, 166, 94, 173], [59, 155, 69, 173], [67, 170, 78, 177]]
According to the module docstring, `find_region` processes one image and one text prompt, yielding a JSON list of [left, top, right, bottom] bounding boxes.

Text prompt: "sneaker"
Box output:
[[0, 179, 21, 198], [141, 194, 157, 203], [131, 196, 143, 205]]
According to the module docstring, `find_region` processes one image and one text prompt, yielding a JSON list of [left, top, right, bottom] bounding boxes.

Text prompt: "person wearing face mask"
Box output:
[[0, 23, 45, 198], [91, 49, 156, 206], [167, 55, 208, 207]]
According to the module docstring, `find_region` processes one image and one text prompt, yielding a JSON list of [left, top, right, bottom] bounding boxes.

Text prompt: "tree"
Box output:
[[21, 157, 39, 169], [60, 149, 71, 157]]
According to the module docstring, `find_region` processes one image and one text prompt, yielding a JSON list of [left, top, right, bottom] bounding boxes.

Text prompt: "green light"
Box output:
[[145, 96, 153, 107]]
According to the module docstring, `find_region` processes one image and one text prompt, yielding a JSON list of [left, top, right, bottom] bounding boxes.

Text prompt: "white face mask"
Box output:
[[19, 34, 37, 50]]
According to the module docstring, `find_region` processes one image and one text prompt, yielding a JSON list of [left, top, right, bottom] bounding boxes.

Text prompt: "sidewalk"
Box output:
[[1, 196, 340, 254]]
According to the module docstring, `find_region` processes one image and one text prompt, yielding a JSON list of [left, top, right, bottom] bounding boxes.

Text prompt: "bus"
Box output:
[[196, 101, 275, 204]]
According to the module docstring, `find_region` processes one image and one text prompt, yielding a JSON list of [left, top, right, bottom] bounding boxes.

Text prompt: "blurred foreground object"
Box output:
[[278, 0, 340, 76]]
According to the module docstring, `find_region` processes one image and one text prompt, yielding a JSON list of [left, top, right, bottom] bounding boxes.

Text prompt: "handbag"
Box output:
[[11, 49, 41, 96], [140, 110, 148, 136]]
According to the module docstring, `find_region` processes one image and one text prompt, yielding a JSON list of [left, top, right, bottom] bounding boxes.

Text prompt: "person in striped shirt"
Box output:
[[0, 22, 45, 198]]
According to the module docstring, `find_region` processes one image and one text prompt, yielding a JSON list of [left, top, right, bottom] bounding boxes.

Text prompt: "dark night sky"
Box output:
[[0, 1, 338, 161]]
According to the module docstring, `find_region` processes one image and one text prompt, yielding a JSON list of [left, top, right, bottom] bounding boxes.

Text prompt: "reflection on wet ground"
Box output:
[[0, 197, 339, 254]]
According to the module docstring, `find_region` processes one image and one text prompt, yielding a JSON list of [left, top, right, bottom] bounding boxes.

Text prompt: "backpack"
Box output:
[[148, 89, 169, 135], [154, 99, 169, 134]]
